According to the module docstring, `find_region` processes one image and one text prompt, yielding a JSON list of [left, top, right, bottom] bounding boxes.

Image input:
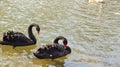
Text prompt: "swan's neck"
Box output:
[[53, 38, 59, 44], [28, 25, 36, 44], [53, 36, 68, 46]]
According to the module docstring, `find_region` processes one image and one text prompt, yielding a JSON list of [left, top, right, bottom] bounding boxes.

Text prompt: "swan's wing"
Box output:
[[44, 43, 65, 52], [15, 34, 31, 43], [54, 44, 65, 51], [14, 32, 26, 36], [3, 31, 26, 41], [11, 32, 31, 43], [12, 35, 33, 47]]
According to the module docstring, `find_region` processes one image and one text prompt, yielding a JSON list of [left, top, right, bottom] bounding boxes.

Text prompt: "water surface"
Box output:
[[0, 0, 120, 67]]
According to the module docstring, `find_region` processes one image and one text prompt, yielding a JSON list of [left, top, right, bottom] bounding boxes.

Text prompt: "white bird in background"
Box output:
[[88, 0, 110, 14], [89, 0, 110, 4]]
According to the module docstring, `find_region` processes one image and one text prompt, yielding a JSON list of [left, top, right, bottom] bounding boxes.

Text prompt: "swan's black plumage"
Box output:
[[0, 23, 40, 48], [34, 36, 71, 60]]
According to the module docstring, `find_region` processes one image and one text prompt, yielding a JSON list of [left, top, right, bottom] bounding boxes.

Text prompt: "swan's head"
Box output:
[[36, 25, 40, 35], [63, 37, 68, 49], [53, 36, 68, 49]]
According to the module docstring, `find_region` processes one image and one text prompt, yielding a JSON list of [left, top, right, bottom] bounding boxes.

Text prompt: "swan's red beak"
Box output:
[[37, 31, 40, 35], [64, 44, 67, 49]]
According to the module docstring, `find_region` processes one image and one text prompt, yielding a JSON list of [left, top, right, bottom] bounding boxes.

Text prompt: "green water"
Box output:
[[0, 0, 120, 67]]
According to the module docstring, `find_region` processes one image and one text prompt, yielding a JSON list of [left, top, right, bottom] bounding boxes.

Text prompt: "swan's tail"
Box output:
[[0, 41, 11, 45]]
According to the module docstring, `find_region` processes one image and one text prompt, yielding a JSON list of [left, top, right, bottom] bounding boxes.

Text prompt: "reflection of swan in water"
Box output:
[[89, 0, 110, 4]]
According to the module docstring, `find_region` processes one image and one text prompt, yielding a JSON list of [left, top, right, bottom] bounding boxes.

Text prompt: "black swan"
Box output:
[[34, 36, 71, 60], [0, 23, 40, 48]]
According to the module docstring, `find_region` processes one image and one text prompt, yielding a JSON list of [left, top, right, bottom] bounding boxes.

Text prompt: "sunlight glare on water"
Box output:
[[0, 0, 120, 67]]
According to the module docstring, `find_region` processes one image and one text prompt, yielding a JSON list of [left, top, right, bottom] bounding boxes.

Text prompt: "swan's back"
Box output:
[[3, 31, 31, 44]]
